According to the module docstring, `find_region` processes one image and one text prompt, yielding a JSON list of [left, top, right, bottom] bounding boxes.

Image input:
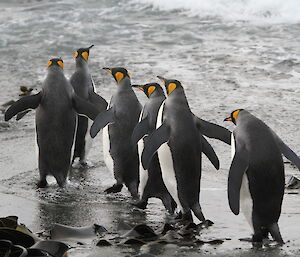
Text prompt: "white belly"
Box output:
[[137, 108, 148, 196], [158, 142, 182, 211], [102, 124, 113, 174], [82, 118, 93, 162], [102, 101, 114, 174], [156, 101, 182, 211], [231, 133, 253, 231], [240, 174, 254, 231], [138, 138, 148, 196]]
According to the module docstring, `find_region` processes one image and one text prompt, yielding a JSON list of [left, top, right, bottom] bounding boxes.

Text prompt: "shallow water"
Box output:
[[0, 0, 300, 256]]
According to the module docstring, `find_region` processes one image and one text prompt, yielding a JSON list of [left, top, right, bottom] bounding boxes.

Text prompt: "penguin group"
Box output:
[[4, 45, 300, 245]]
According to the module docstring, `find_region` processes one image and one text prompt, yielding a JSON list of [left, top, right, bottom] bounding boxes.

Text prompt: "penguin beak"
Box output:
[[157, 76, 166, 82], [131, 85, 144, 91], [88, 44, 94, 49], [224, 116, 232, 122], [103, 67, 112, 74]]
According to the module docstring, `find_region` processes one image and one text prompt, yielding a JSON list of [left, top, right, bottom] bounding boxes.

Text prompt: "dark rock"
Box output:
[[96, 239, 112, 247]]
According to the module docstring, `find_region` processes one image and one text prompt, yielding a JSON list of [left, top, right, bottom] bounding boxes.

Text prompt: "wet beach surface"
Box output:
[[0, 0, 300, 256]]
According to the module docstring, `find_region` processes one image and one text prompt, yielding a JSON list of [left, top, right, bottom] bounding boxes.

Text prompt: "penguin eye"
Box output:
[[147, 86, 156, 96], [81, 51, 89, 61], [47, 61, 52, 67], [74, 51, 79, 58], [57, 61, 64, 69], [167, 83, 176, 95], [115, 72, 124, 84]]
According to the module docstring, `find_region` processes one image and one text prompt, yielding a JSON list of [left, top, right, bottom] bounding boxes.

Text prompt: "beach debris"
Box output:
[[1, 86, 34, 119], [0, 216, 223, 253], [19, 86, 33, 97], [122, 224, 157, 240], [121, 238, 146, 245], [50, 223, 107, 241], [0, 239, 12, 256], [0, 228, 35, 248], [30, 240, 69, 257], [10, 244, 28, 257], [286, 175, 300, 189]]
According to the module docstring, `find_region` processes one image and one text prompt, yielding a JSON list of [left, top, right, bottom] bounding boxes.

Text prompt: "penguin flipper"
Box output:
[[131, 117, 150, 145], [194, 116, 231, 145], [201, 135, 220, 170], [89, 91, 108, 112], [16, 109, 32, 120], [4, 92, 41, 121], [90, 107, 114, 138], [273, 132, 300, 171], [141, 123, 170, 170], [72, 94, 100, 121], [228, 141, 249, 215]]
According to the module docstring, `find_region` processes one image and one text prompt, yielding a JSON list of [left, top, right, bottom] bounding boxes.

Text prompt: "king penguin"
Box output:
[[5, 58, 100, 187], [224, 109, 300, 244], [70, 45, 107, 166], [141, 77, 231, 222], [131, 83, 176, 213], [90, 67, 142, 198]]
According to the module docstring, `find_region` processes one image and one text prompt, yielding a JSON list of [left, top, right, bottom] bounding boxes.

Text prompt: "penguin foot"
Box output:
[[79, 161, 88, 168], [104, 184, 123, 194], [37, 179, 48, 188], [181, 211, 193, 222], [133, 200, 148, 210], [199, 219, 214, 228], [175, 211, 182, 220]]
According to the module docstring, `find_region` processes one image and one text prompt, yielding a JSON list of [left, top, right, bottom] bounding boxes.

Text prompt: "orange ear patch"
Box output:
[[233, 110, 241, 120], [81, 51, 89, 61], [57, 60, 64, 69], [147, 86, 156, 96], [115, 72, 124, 84], [47, 61, 52, 67], [167, 83, 176, 95], [74, 51, 79, 58]]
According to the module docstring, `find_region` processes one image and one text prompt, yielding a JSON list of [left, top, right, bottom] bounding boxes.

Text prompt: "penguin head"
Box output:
[[103, 67, 131, 84], [131, 83, 164, 98], [157, 76, 182, 96], [224, 109, 244, 125], [47, 58, 64, 70], [74, 45, 94, 62]]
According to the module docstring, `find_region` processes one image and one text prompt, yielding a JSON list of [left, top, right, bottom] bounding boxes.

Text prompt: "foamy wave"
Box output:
[[134, 0, 300, 23]]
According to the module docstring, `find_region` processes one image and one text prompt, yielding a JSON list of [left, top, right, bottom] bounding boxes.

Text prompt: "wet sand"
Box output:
[[0, 111, 299, 257]]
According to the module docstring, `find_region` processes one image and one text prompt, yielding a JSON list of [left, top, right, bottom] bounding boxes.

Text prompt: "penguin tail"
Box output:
[[268, 223, 284, 244], [191, 203, 205, 222]]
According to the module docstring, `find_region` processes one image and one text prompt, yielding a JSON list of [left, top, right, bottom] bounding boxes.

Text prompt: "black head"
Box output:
[[131, 83, 164, 98], [47, 58, 64, 69], [157, 76, 183, 96], [74, 45, 94, 62], [224, 109, 244, 125], [103, 67, 131, 84]]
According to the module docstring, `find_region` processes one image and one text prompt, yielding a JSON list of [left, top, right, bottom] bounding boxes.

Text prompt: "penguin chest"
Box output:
[[156, 102, 182, 210], [102, 102, 114, 174], [231, 133, 254, 231], [102, 125, 113, 174], [138, 138, 148, 195], [137, 110, 148, 196]]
